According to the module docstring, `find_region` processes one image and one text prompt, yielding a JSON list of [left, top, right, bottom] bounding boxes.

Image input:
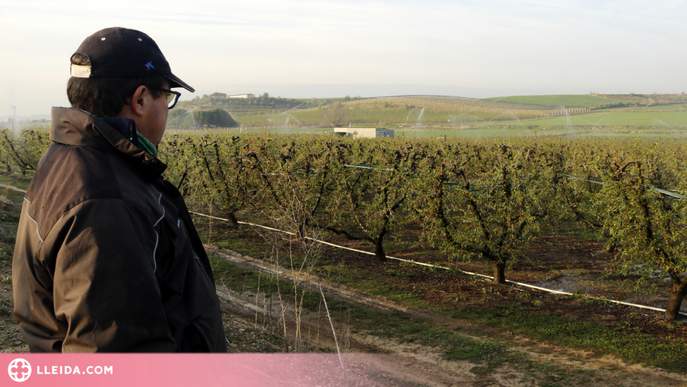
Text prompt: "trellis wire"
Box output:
[[190, 211, 687, 318]]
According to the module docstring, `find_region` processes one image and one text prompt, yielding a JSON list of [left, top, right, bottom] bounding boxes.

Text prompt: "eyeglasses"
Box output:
[[155, 87, 182, 109]]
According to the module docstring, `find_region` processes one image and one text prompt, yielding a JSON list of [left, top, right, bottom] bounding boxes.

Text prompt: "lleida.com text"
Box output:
[[36, 365, 114, 375]]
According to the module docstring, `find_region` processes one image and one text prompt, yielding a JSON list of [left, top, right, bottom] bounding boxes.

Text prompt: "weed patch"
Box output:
[[454, 303, 687, 372]]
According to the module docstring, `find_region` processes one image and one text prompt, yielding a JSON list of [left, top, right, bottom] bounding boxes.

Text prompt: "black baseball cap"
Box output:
[[70, 27, 195, 93]]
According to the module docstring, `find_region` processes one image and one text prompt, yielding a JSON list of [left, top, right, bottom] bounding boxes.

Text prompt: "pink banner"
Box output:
[[2, 353, 372, 386], [0, 353, 436, 387]]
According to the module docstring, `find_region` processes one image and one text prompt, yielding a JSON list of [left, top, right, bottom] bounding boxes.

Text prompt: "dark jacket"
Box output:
[[12, 107, 227, 352]]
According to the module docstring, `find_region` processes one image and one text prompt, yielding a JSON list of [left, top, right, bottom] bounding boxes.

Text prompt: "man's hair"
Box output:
[[67, 53, 165, 117]]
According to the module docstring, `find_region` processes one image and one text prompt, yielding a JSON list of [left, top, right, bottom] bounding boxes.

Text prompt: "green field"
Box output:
[[400, 127, 687, 139], [597, 104, 687, 112], [484, 94, 630, 107], [501, 111, 687, 128]]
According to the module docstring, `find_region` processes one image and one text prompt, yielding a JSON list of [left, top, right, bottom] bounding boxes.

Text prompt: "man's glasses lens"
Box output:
[[158, 88, 181, 109]]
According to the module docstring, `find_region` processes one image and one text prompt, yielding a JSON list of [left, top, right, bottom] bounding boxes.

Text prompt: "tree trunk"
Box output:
[[493, 261, 506, 284], [226, 211, 240, 228], [297, 220, 306, 240], [373, 227, 387, 262], [664, 277, 687, 320], [374, 237, 387, 262]]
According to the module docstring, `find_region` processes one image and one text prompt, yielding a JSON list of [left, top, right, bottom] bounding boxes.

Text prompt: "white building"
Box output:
[[334, 128, 395, 139], [227, 94, 256, 99]]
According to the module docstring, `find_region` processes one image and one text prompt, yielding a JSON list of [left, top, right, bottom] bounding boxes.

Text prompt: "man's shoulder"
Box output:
[[30, 142, 126, 201], [25, 143, 160, 237]]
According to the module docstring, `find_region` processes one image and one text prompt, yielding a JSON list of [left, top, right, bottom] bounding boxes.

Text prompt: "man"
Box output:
[[12, 27, 227, 352]]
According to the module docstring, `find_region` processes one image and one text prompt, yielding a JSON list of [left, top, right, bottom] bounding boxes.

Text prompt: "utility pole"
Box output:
[[11, 106, 16, 133]]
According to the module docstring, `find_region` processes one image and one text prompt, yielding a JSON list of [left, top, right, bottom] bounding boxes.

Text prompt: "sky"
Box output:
[[2, 0, 687, 118]]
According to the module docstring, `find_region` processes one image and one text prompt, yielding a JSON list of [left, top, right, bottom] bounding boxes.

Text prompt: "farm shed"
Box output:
[[334, 128, 395, 139]]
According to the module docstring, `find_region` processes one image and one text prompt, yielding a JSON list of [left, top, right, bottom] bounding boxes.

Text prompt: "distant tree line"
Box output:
[[598, 93, 687, 106], [593, 102, 637, 110], [177, 93, 364, 117], [167, 108, 239, 129], [178, 93, 307, 112]]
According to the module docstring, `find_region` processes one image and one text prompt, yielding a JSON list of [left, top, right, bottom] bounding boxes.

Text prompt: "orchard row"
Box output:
[[3, 129, 686, 319]]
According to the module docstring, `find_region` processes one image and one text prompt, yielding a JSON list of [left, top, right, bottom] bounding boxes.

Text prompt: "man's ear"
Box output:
[[128, 85, 148, 116]]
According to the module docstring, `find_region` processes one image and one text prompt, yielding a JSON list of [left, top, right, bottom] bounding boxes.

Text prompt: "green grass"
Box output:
[[452, 303, 687, 372], [0, 172, 31, 189], [398, 126, 687, 139], [484, 95, 632, 108], [512, 111, 687, 127], [0, 168, 32, 203], [209, 253, 278, 293], [0, 207, 20, 245], [351, 307, 510, 371], [599, 104, 686, 112]]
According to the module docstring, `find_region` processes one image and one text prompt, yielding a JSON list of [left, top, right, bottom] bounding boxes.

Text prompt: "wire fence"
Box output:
[[189, 210, 687, 318]]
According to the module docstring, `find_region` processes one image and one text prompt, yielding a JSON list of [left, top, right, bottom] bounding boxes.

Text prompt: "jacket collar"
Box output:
[[50, 107, 167, 181]]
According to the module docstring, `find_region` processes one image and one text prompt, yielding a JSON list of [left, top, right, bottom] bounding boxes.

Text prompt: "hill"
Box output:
[[485, 94, 629, 108], [486, 94, 687, 109], [166, 93, 687, 130]]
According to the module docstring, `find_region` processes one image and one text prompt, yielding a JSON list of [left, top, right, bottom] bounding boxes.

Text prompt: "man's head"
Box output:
[[67, 27, 194, 144]]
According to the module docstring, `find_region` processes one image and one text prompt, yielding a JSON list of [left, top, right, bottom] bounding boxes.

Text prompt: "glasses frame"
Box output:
[[155, 87, 182, 109]]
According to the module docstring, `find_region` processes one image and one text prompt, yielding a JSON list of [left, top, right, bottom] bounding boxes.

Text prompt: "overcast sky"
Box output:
[[2, 0, 686, 117]]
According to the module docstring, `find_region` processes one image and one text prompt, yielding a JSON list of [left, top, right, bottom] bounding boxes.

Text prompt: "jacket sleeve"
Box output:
[[44, 198, 177, 352]]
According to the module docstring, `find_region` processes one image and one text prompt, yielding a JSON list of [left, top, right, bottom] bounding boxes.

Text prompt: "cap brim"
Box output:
[[165, 73, 195, 93]]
